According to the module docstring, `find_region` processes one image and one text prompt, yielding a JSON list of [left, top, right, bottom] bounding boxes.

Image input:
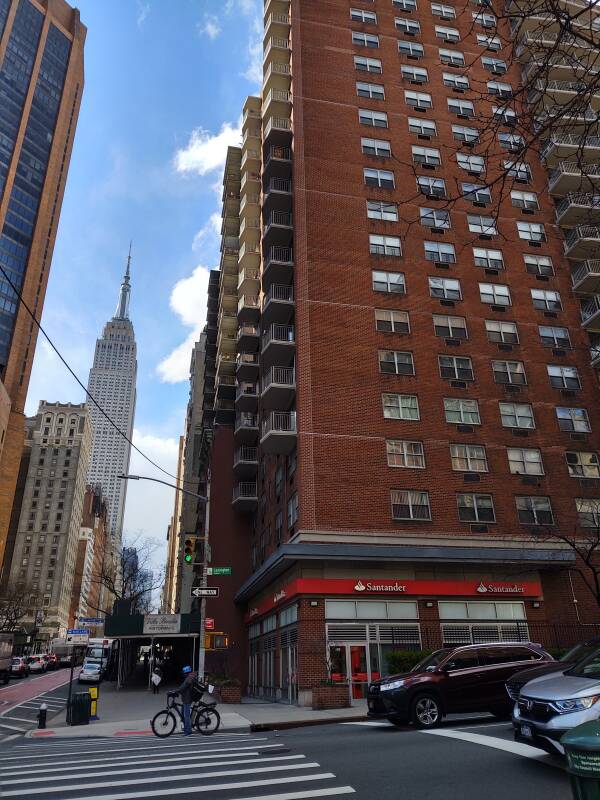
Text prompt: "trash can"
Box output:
[[562, 721, 600, 800], [69, 692, 91, 726]]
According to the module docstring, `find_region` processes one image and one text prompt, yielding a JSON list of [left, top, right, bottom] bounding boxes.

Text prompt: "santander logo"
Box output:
[[476, 582, 489, 594], [354, 580, 366, 592]]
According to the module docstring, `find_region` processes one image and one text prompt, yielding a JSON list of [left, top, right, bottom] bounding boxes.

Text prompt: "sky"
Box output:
[[26, 0, 262, 578]]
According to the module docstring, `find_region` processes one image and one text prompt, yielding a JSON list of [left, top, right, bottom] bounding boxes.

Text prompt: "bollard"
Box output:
[[89, 686, 99, 721], [37, 702, 47, 729]]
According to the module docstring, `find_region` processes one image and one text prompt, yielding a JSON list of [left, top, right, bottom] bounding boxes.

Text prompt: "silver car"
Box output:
[[513, 648, 600, 755], [78, 659, 102, 684]]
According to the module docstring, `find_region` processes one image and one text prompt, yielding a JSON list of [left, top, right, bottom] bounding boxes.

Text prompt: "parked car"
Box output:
[[368, 642, 552, 729], [506, 637, 600, 703], [10, 657, 29, 678], [27, 655, 47, 673], [77, 658, 103, 684], [513, 647, 600, 755], [41, 653, 59, 671], [0, 633, 14, 684]]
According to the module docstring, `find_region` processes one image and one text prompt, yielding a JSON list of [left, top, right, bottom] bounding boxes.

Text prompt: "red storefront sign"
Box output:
[[245, 577, 542, 622]]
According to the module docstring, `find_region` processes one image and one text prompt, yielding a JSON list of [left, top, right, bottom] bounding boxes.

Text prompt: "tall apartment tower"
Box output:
[[7, 401, 91, 643], [86, 257, 137, 555], [0, 0, 86, 575], [203, 0, 600, 705]]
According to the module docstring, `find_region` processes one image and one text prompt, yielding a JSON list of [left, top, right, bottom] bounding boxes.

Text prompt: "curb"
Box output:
[[26, 723, 253, 739], [250, 714, 369, 732]]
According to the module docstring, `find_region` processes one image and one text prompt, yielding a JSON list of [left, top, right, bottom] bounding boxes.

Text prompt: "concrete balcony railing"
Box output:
[[240, 171, 261, 194], [261, 411, 297, 454], [237, 267, 261, 292], [242, 127, 260, 146], [556, 193, 600, 226], [238, 242, 261, 269], [239, 194, 260, 215], [240, 148, 260, 170], [236, 324, 261, 353], [581, 295, 600, 331], [263, 60, 292, 93], [237, 294, 260, 324], [542, 134, 600, 166], [264, 116, 292, 142], [565, 225, 600, 259], [239, 216, 261, 240], [264, 36, 291, 64], [263, 89, 292, 113], [572, 260, 600, 295], [242, 107, 261, 127], [549, 162, 600, 196], [236, 352, 259, 381]]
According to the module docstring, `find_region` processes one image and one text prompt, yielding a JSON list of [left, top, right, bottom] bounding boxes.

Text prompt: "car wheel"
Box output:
[[411, 694, 442, 729]]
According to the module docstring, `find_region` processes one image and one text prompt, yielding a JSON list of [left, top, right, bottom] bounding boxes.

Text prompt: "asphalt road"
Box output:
[[0, 718, 570, 800], [0, 668, 75, 738]]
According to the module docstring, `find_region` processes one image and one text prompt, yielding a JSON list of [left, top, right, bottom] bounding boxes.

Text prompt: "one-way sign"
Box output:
[[191, 586, 219, 598]]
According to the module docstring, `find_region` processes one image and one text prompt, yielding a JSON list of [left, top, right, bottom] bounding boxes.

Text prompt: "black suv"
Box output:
[[368, 642, 552, 729]]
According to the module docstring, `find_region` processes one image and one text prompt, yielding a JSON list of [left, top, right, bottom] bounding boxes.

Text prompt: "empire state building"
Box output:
[[86, 253, 137, 553]]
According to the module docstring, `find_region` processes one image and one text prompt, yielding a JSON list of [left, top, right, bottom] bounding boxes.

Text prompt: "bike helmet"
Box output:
[[182, 665, 193, 674]]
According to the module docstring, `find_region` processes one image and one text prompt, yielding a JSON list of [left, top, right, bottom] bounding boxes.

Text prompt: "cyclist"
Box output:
[[168, 665, 196, 736]]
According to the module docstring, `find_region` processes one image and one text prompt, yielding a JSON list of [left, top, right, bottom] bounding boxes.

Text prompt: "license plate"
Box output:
[[520, 725, 533, 739]]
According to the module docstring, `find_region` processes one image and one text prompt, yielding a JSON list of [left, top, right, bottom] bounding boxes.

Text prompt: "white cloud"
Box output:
[[192, 212, 221, 252], [225, 0, 258, 15], [198, 14, 221, 39], [157, 266, 210, 383], [136, 0, 150, 27], [244, 15, 263, 86], [174, 122, 241, 177]]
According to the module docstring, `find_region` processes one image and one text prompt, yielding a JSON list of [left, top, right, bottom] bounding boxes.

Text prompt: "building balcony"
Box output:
[[235, 381, 259, 412], [263, 88, 292, 118], [556, 193, 600, 227], [549, 162, 600, 196], [239, 216, 261, 245], [236, 352, 260, 381], [264, 0, 290, 21], [233, 446, 258, 478], [219, 291, 236, 315], [261, 366, 296, 410], [216, 352, 236, 377], [581, 296, 600, 331], [260, 410, 297, 454], [261, 323, 295, 367], [232, 481, 258, 512], [234, 412, 259, 444], [242, 127, 261, 148], [242, 106, 261, 129], [565, 225, 600, 259], [542, 134, 600, 167], [220, 235, 239, 254], [218, 310, 237, 333], [264, 10, 290, 42], [236, 324, 261, 353], [220, 247, 239, 276], [591, 344, 600, 367], [263, 60, 291, 96], [263, 209, 293, 247], [510, 12, 566, 34], [237, 267, 261, 294], [263, 115, 292, 147], [216, 328, 236, 355], [264, 145, 292, 182], [264, 176, 292, 208], [516, 31, 595, 57], [219, 273, 237, 302], [532, 80, 600, 110], [264, 37, 291, 69], [262, 283, 295, 324], [521, 54, 600, 82], [222, 192, 240, 216], [238, 242, 261, 271], [241, 148, 260, 172], [535, 106, 599, 135], [572, 260, 600, 295], [240, 170, 261, 196], [237, 294, 261, 324], [240, 193, 260, 215], [214, 399, 235, 425], [215, 374, 236, 400]]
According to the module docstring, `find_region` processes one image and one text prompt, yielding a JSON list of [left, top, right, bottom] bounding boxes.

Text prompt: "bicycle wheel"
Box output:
[[151, 710, 177, 738], [195, 707, 221, 735]]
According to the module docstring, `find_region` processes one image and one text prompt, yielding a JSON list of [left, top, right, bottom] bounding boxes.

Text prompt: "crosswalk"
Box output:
[[0, 731, 356, 800], [0, 686, 67, 737]]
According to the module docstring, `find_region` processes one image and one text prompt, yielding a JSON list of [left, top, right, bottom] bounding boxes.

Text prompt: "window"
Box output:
[[477, 33, 501, 50], [383, 393, 420, 420], [372, 270, 406, 294], [457, 153, 485, 174], [355, 55, 383, 73], [516, 496, 554, 526], [429, 276, 461, 300], [444, 398, 480, 425], [361, 137, 391, 157], [432, 2, 456, 18], [556, 407, 591, 433], [379, 350, 415, 375], [576, 499, 600, 528], [287, 493, 299, 527], [462, 183, 491, 204], [439, 355, 474, 381], [500, 402, 535, 429], [409, 117, 437, 136], [457, 493, 495, 522], [396, 17, 421, 34], [492, 360, 526, 385], [468, 214, 497, 235], [548, 365, 581, 390], [443, 73, 470, 91], [370, 235, 402, 257], [433, 314, 468, 339], [412, 145, 441, 166], [505, 161, 531, 182], [566, 451, 600, 479], [394, 0, 418, 9], [398, 40, 424, 57], [485, 320, 518, 344], [531, 289, 561, 311], [359, 109, 388, 128], [350, 8, 377, 23], [482, 56, 507, 73], [451, 444, 488, 472], [473, 10, 497, 27], [539, 326, 571, 349], [448, 98, 475, 118], [387, 440, 426, 468], [435, 25, 460, 42], [511, 190, 539, 210], [508, 448, 544, 476], [405, 90, 432, 109], [357, 81, 385, 99], [376, 309, 410, 333], [391, 490, 431, 520], [479, 283, 511, 306], [487, 81, 512, 98], [499, 132, 524, 151], [452, 124, 479, 144], [367, 200, 398, 221], [525, 254, 554, 277], [420, 207, 451, 228], [518, 221, 546, 242], [352, 31, 379, 48], [439, 48, 465, 66], [425, 241, 456, 263], [365, 167, 395, 188], [473, 247, 503, 269], [401, 65, 428, 83]]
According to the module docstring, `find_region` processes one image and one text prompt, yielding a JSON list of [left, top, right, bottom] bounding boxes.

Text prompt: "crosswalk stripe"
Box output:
[[1, 754, 305, 783], [1, 765, 332, 797], [0, 721, 28, 732], [13, 733, 254, 749], [233, 790, 356, 800], [421, 729, 562, 768], [0, 715, 39, 724]]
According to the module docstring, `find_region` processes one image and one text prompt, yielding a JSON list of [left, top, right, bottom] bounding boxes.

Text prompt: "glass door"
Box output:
[[348, 645, 369, 700]]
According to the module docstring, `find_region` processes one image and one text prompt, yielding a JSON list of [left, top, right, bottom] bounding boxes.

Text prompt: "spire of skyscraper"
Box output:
[[114, 242, 132, 319]]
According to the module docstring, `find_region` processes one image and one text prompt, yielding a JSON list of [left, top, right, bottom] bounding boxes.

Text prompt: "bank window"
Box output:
[[450, 444, 488, 472], [352, 31, 380, 48], [367, 200, 398, 221], [396, 17, 421, 34], [452, 124, 479, 144], [499, 402, 535, 429], [391, 489, 431, 520], [359, 108, 388, 128], [457, 493, 495, 523], [548, 365, 581, 390], [357, 81, 385, 100], [370, 235, 402, 257], [485, 320, 518, 344], [365, 168, 395, 188], [532, 289, 561, 311], [350, 8, 377, 23], [516, 496, 554, 526], [525, 254, 554, 277], [405, 90, 432, 109], [439, 355, 474, 381], [440, 48, 465, 66], [386, 439, 426, 468], [511, 190, 539, 210], [376, 309, 410, 334], [576, 499, 600, 528], [439, 601, 525, 620], [492, 359, 526, 385], [412, 145, 441, 166], [372, 270, 406, 294], [566, 451, 600, 479], [361, 137, 391, 157], [507, 448, 544, 476], [398, 40, 425, 57], [425, 241, 455, 263], [468, 215, 497, 235], [479, 283, 510, 306], [557, 406, 591, 432], [409, 117, 437, 136], [539, 325, 570, 349], [433, 314, 467, 339], [379, 350, 415, 375], [355, 55, 383, 73], [382, 393, 420, 420], [429, 276, 461, 300], [444, 398, 480, 425]]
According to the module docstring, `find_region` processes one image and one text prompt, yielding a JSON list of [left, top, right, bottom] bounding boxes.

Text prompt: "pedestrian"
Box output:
[[168, 665, 196, 736], [151, 665, 162, 695]]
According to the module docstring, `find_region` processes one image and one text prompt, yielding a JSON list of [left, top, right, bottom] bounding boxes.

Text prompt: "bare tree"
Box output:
[[0, 581, 40, 632]]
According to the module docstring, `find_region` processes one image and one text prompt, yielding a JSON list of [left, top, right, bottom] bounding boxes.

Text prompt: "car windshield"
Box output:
[[11, 659, 20, 664], [566, 650, 600, 679], [411, 650, 449, 673], [27, 657, 38, 663], [85, 660, 101, 667], [561, 642, 600, 663]]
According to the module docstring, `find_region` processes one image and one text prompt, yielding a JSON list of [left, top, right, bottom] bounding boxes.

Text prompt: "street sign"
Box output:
[[78, 617, 104, 625], [206, 567, 232, 576], [205, 618, 215, 630], [191, 587, 219, 598], [66, 629, 89, 644]]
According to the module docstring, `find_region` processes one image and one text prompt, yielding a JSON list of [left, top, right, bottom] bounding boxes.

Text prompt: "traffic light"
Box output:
[[184, 538, 194, 564]]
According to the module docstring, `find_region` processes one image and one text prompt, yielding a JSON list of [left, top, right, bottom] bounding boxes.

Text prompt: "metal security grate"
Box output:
[[327, 624, 368, 642], [371, 624, 421, 646]]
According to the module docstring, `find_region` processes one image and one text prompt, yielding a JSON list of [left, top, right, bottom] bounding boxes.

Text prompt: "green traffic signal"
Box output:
[[184, 538, 194, 564], [184, 553, 193, 563]]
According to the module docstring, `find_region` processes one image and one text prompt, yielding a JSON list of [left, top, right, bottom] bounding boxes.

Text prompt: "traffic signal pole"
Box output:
[[197, 471, 211, 679]]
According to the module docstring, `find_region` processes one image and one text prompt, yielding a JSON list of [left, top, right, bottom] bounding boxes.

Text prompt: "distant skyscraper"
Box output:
[[86, 254, 137, 555]]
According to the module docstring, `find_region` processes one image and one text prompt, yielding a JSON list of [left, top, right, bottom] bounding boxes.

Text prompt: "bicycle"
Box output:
[[151, 690, 220, 737]]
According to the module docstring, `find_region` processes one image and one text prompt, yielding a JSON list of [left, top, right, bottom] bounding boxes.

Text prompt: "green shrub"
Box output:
[[385, 650, 433, 676]]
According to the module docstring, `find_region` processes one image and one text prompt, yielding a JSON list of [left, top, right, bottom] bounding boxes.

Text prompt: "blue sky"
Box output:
[[26, 0, 261, 575]]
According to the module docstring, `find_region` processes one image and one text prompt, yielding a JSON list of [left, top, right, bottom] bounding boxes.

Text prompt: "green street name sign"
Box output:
[[206, 567, 232, 576]]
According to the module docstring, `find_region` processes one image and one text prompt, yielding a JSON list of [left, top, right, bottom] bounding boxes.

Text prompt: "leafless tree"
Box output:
[[0, 581, 40, 632]]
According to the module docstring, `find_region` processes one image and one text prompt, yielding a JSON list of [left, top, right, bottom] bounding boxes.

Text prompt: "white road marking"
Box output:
[[422, 729, 562, 768], [0, 715, 41, 724], [450, 722, 513, 731], [339, 722, 391, 728], [234, 790, 355, 800], [0, 721, 28, 732]]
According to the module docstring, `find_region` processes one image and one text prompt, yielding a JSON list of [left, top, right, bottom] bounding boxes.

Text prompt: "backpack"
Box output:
[[190, 680, 205, 702]]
